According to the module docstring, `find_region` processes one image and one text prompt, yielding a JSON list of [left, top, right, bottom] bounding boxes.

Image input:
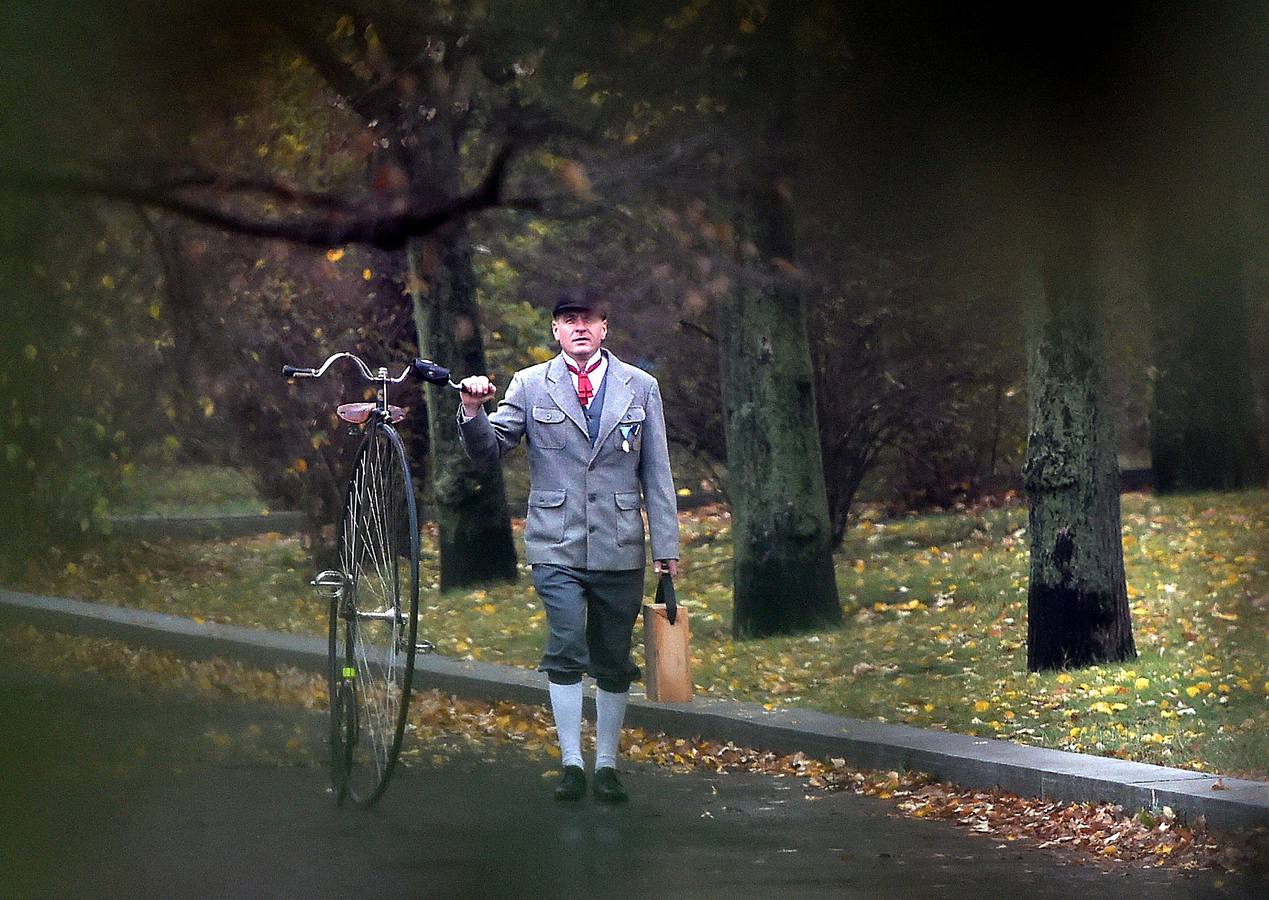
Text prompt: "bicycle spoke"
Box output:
[[360, 441, 396, 615], [353, 625, 392, 779]]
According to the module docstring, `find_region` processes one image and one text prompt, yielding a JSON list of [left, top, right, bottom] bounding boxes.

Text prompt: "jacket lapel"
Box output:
[[590, 352, 634, 463], [547, 354, 590, 438]]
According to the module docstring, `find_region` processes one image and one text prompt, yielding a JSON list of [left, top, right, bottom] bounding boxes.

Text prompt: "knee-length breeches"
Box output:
[[532, 564, 644, 693]]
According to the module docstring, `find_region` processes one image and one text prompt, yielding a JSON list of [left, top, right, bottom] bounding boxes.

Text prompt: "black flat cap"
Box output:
[[552, 286, 608, 318]]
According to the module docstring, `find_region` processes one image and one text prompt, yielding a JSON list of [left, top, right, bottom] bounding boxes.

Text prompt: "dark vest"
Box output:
[[584, 357, 609, 447]]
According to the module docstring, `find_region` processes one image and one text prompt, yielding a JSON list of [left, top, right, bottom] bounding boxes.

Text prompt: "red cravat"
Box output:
[[565, 357, 602, 407]]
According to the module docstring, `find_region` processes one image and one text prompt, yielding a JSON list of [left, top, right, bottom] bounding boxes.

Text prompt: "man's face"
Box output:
[[552, 309, 608, 361]]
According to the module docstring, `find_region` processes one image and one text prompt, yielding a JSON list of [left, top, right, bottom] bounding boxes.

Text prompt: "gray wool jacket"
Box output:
[[458, 351, 680, 570]]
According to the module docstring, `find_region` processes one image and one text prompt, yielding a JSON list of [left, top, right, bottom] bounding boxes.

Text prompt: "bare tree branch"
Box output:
[[152, 171, 364, 212], [3, 144, 540, 250], [678, 319, 717, 343]]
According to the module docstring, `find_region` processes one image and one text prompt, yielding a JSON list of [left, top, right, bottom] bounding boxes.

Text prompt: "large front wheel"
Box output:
[[334, 422, 420, 807]]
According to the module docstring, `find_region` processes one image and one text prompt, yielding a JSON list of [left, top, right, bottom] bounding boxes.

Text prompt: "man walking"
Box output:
[[457, 288, 679, 803]]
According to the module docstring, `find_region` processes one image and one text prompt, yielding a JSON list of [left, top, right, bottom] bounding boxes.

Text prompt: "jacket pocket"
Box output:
[[614, 491, 643, 546], [527, 489, 567, 544], [531, 406, 567, 449]]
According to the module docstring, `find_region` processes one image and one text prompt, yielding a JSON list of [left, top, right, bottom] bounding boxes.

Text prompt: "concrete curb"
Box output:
[[2, 587, 1265, 830], [108, 512, 308, 540]]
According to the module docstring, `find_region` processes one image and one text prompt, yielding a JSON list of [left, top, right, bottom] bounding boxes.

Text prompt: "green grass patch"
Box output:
[[13, 490, 1267, 780], [110, 465, 266, 518]]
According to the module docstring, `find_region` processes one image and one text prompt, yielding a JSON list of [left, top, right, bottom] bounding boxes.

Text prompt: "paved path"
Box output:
[[5, 588, 1264, 830], [1, 666, 1256, 898]]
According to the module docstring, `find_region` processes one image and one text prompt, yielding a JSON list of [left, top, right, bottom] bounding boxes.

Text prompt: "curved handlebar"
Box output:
[[281, 353, 461, 389]]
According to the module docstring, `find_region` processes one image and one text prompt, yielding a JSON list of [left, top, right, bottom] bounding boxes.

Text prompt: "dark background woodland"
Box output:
[[1, 2, 1264, 648]]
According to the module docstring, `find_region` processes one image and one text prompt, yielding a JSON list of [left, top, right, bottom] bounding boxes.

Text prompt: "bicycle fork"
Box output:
[[312, 569, 434, 657], [313, 568, 358, 685]]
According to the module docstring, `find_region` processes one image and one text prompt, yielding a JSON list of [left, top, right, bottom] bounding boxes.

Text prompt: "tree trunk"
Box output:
[[394, 21, 517, 591], [1147, 190, 1265, 491], [1138, 2, 1267, 493], [1022, 212, 1135, 671], [408, 232, 518, 590], [721, 171, 841, 638], [142, 214, 218, 462]]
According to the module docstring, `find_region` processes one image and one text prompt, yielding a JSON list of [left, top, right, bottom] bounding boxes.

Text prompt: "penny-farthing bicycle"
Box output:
[[282, 352, 460, 807]]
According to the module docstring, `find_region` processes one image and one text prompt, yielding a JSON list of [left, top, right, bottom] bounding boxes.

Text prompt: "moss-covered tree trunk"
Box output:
[[1147, 191, 1265, 492], [408, 230, 518, 590], [720, 166, 841, 638], [1022, 215, 1135, 671]]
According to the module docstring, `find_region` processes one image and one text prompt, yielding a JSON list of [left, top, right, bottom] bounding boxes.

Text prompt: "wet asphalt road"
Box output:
[[0, 665, 1258, 899]]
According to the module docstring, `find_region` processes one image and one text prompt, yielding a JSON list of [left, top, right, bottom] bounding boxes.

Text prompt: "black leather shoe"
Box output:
[[592, 767, 628, 803], [554, 765, 586, 801]]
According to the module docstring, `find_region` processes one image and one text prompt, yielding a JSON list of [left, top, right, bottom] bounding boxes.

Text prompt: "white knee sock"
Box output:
[[549, 680, 584, 769], [594, 687, 629, 771]]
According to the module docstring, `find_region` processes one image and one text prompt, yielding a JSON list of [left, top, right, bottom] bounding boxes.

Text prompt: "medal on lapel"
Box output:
[[618, 422, 641, 452]]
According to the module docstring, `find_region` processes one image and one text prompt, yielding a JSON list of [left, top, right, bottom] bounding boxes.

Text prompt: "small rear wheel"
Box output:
[[333, 421, 420, 807]]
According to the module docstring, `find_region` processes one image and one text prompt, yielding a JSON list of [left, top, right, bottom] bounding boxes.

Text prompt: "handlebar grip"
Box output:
[[281, 365, 314, 378], [412, 358, 452, 385]]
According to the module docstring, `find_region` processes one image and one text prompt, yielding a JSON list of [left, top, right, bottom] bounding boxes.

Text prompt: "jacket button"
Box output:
[[588, 493, 596, 502], [588, 525, 597, 533]]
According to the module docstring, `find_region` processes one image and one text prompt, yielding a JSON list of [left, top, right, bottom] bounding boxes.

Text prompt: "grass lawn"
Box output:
[[14, 488, 1267, 780], [109, 465, 267, 518]]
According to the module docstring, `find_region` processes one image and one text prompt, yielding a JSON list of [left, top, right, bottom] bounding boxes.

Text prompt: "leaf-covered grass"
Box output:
[[14, 490, 1267, 779]]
